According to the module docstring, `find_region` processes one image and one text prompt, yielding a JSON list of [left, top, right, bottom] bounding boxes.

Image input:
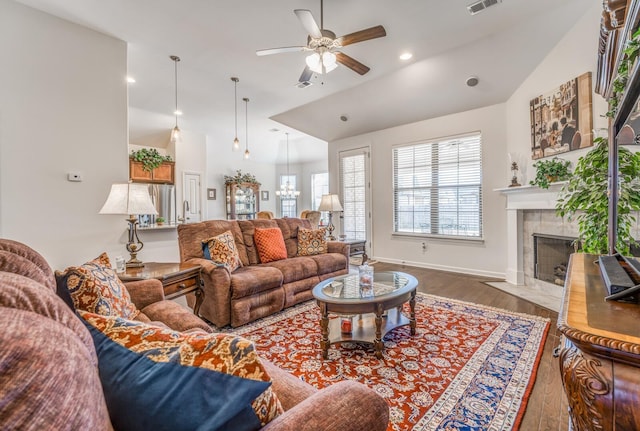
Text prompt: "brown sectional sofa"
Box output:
[[0, 238, 389, 430], [178, 217, 349, 327]]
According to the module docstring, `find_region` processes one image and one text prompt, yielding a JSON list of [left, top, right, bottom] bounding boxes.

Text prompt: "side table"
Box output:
[[340, 238, 368, 263], [118, 262, 204, 316]]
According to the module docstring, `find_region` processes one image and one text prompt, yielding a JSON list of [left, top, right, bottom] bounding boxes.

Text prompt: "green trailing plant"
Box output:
[[130, 148, 173, 172], [224, 169, 260, 185], [607, 27, 640, 118], [529, 157, 571, 189], [556, 137, 640, 255]]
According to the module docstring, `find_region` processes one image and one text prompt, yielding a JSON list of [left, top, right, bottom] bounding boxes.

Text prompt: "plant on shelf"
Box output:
[[130, 148, 173, 172], [529, 157, 571, 189], [556, 137, 640, 255], [223, 169, 260, 185], [607, 27, 640, 118], [155, 217, 165, 226]]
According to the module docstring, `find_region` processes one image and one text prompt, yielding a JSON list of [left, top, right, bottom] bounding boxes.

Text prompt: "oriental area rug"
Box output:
[[224, 293, 550, 431]]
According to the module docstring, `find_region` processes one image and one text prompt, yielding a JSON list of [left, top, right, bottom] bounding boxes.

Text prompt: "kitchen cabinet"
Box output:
[[130, 160, 175, 184]]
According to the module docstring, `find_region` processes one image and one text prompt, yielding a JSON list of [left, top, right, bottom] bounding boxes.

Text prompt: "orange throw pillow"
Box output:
[[254, 228, 287, 263]]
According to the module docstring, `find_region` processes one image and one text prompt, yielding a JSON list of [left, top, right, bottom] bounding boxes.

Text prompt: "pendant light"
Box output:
[[243, 97, 250, 159], [169, 55, 181, 144], [231, 77, 240, 151], [275, 133, 300, 198]]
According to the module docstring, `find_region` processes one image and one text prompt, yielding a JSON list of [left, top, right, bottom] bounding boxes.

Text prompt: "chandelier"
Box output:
[[275, 133, 300, 198]]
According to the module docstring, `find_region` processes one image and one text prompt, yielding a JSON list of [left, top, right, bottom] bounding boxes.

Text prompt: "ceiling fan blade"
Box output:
[[336, 25, 387, 47], [256, 46, 307, 56], [299, 66, 313, 83], [294, 9, 322, 39], [335, 52, 370, 75]]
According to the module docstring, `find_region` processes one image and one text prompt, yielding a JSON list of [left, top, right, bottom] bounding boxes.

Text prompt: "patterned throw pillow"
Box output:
[[57, 253, 138, 319], [79, 311, 282, 430], [297, 227, 327, 256], [254, 227, 288, 263], [202, 231, 242, 272]]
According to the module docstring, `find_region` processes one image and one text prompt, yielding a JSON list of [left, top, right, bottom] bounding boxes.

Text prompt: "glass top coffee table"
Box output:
[[312, 271, 418, 359]]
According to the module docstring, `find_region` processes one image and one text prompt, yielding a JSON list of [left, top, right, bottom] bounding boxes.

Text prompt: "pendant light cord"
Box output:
[[234, 80, 238, 138], [244, 98, 249, 153], [170, 55, 180, 128]]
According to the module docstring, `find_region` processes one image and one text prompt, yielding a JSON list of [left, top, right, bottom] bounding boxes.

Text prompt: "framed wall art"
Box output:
[[207, 188, 216, 200], [530, 72, 593, 160], [261, 191, 269, 201]]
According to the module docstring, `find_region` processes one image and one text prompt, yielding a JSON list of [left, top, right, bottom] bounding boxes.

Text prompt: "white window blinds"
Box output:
[[393, 133, 483, 239]]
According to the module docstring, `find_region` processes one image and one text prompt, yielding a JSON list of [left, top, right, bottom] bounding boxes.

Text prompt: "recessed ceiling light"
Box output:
[[399, 52, 413, 61], [126, 76, 136, 83]]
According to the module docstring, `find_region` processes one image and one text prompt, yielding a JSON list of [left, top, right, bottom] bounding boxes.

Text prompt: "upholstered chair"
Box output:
[[257, 211, 275, 219]]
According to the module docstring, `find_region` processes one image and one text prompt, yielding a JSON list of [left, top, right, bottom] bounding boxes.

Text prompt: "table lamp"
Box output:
[[99, 183, 158, 268], [318, 194, 343, 240]]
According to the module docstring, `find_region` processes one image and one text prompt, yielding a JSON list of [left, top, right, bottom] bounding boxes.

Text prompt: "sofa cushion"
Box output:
[[297, 227, 327, 256], [79, 311, 283, 430], [230, 266, 284, 299], [57, 253, 139, 319], [178, 220, 250, 267], [275, 218, 312, 257], [0, 271, 98, 366], [0, 239, 56, 291], [0, 309, 111, 431], [261, 256, 318, 285], [308, 253, 349, 276], [202, 230, 242, 272], [254, 227, 288, 263], [238, 219, 280, 264]]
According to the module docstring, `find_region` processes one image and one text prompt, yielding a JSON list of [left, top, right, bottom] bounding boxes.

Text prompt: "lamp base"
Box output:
[[126, 260, 145, 268]]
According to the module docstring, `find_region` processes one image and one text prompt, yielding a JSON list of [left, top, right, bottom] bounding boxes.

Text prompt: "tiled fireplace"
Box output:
[[498, 183, 575, 287], [498, 183, 640, 288]]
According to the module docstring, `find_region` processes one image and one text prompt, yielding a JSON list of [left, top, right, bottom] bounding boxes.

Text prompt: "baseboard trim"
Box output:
[[373, 256, 505, 280]]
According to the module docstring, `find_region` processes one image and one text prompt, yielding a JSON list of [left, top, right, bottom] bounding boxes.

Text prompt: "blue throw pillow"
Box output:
[[81, 317, 273, 431]]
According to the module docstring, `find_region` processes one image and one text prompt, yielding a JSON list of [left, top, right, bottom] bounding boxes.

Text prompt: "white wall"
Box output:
[[0, 0, 129, 269], [506, 2, 609, 180], [329, 103, 508, 278]]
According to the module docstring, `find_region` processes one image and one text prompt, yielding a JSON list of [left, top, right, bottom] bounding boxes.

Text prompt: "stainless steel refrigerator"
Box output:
[[148, 184, 177, 226]]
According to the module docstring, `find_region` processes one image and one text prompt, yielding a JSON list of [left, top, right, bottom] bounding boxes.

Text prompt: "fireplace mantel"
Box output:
[[494, 182, 566, 210], [495, 182, 567, 285]]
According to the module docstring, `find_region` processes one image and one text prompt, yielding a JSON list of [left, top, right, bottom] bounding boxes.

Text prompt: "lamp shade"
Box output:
[[99, 183, 158, 216], [318, 194, 343, 212]]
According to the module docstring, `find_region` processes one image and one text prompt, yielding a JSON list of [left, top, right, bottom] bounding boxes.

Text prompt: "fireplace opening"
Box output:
[[533, 233, 577, 286]]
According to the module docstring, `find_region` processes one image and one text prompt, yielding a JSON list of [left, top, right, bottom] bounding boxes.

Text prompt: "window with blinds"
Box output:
[[279, 174, 297, 218], [393, 133, 482, 239]]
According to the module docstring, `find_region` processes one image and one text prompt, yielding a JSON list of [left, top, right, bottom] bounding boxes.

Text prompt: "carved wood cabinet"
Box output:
[[557, 253, 640, 431], [225, 182, 259, 220]]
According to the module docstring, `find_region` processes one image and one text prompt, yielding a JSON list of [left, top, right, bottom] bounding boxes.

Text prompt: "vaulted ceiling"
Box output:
[[16, 0, 589, 163]]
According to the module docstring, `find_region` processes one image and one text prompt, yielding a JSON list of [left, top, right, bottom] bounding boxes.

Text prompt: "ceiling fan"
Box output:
[[256, 0, 386, 85]]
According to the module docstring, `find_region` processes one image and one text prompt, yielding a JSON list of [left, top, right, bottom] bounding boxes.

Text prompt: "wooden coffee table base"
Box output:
[[318, 290, 416, 359]]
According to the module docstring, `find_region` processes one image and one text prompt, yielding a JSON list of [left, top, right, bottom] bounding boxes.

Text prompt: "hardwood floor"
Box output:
[[373, 261, 570, 431]]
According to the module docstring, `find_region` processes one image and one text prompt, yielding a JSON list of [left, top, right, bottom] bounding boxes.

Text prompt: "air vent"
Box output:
[[295, 80, 313, 89], [467, 0, 502, 15]]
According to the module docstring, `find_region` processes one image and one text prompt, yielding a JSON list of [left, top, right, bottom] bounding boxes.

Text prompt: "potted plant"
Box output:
[[155, 217, 165, 226], [130, 148, 173, 172], [529, 157, 571, 189], [556, 137, 640, 255]]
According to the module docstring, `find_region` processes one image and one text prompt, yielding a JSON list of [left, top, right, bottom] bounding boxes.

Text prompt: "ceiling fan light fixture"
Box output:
[[306, 52, 321, 72], [306, 50, 337, 74]]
